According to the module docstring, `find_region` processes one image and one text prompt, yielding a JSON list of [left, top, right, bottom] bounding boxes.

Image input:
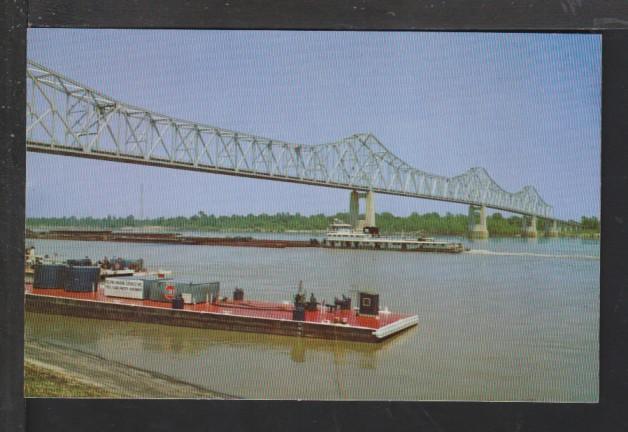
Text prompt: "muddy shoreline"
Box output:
[[24, 338, 238, 399]]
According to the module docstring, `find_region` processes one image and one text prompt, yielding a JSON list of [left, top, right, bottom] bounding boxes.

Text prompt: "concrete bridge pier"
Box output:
[[468, 205, 489, 239], [349, 191, 360, 228], [349, 190, 376, 229], [521, 215, 538, 238], [545, 219, 559, 237], [365, 191, 375, 227]]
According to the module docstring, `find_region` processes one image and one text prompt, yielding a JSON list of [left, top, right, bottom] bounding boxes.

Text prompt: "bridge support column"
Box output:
[[365, 190, 375, 228], [349, 191, 360, 229], [522, 215, 538, 238], [545, 219, 559, 237], [349, 190, 376, 230], [468, 205, 489, 239]]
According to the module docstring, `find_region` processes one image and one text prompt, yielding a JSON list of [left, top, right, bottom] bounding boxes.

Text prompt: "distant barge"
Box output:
[[24, 283, 418, 343], [26, 228, 466, 253], [322, 220, 466, 253], [26, 229, 317, 249]]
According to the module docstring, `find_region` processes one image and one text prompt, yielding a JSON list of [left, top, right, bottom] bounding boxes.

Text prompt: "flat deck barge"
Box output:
[[25, 284, 418, 343], [26, 229, 316, 249]]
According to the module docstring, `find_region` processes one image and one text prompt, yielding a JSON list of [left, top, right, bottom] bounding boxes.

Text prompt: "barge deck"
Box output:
[[26, 230, 316, 249], [25, 284, 418, 343]]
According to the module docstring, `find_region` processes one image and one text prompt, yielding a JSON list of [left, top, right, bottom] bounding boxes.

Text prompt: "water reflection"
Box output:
[[27, 312, 417, 370]]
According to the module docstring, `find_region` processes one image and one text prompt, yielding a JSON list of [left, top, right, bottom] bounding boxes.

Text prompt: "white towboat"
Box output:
[[321, 220, 465, 253]]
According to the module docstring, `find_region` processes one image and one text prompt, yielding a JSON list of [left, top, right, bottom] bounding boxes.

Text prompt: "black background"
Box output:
[[2, 1, 628, 431]]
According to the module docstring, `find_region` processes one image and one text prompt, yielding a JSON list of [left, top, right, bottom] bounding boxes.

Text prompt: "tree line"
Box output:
[[27, 212, 600, 236]]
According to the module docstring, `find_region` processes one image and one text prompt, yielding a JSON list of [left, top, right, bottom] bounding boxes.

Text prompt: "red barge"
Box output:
[[25, 283, 418, 343]]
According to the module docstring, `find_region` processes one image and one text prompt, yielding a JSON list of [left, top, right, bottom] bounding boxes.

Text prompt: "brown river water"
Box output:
[[25, 236, 599, 401]]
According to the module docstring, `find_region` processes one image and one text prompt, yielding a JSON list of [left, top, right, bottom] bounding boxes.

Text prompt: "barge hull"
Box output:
[[321, 244, 464, 253], [26, 230, 316, 249], [25, 294, 416, 343]]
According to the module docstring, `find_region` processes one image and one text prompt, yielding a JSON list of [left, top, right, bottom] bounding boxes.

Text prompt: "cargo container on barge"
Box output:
[[23, 248, 172, 280]]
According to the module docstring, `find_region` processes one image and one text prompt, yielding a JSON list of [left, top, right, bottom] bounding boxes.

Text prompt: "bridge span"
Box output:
[[26, 60, 567, 238]]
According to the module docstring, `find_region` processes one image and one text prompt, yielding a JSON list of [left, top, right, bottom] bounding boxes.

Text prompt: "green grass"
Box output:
[[24, 361, 115, 398]]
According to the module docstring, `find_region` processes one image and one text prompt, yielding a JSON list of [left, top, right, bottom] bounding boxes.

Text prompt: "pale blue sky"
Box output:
[[26, 30, 601, 220]]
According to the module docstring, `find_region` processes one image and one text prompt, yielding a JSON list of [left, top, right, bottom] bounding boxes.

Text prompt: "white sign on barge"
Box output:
[[103, 277, 148, 299]]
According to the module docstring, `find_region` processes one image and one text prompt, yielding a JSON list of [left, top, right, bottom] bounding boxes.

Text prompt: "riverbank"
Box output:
[[25, 337, 237, 398], [26, 212, 600, 239], [26, 225, 600, 241], [25, 360, 116, 398]]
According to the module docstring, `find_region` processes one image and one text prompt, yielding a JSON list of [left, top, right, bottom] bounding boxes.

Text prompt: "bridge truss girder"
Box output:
[[25, 61, 553, 218]]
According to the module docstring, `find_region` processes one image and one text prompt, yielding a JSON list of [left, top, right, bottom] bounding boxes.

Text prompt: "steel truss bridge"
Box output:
[[26, 60, 553, 219]]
